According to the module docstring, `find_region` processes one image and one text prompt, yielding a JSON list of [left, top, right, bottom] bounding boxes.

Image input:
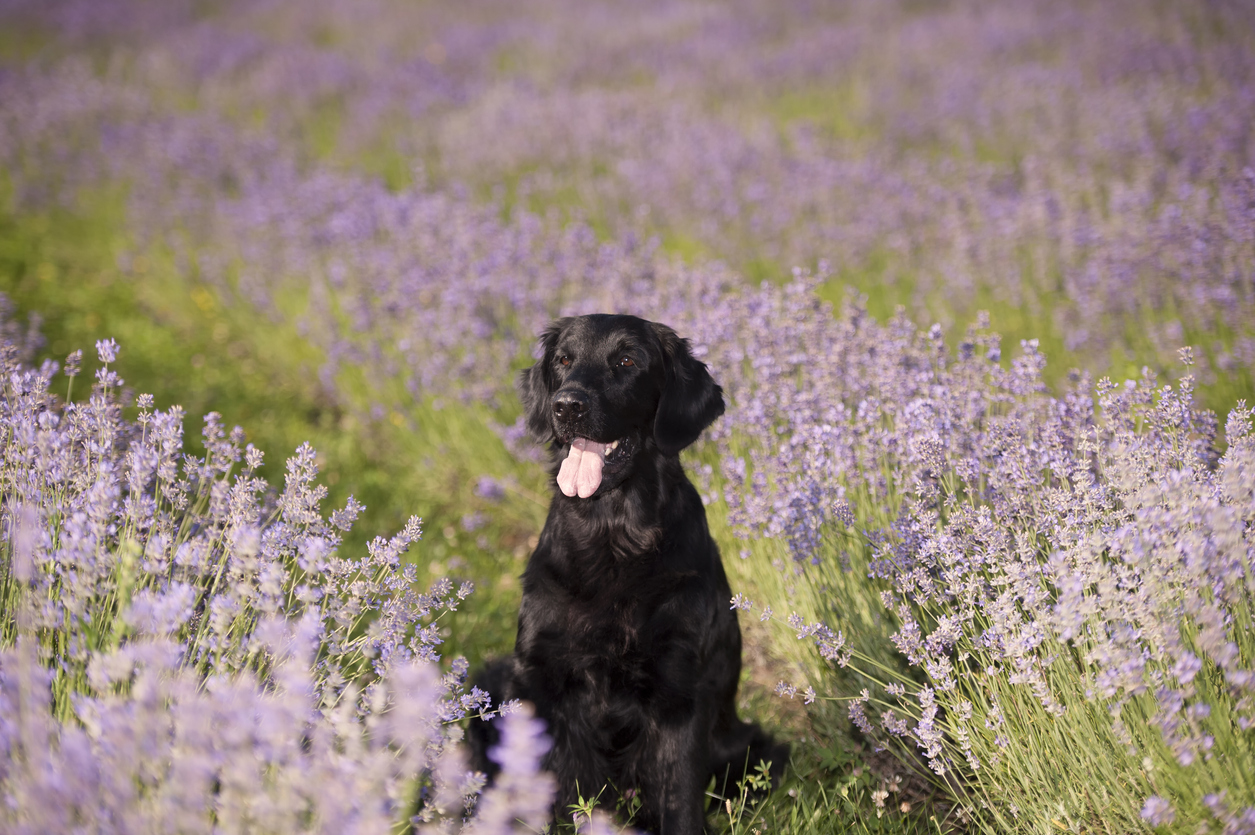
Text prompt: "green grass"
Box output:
[[763, 80, 879, 148], [0, 183, 324, 462], [0, 23, 55, 64]]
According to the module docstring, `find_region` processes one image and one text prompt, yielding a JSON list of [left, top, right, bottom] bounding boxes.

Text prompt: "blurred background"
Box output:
[[1, 0, 1253, 828]]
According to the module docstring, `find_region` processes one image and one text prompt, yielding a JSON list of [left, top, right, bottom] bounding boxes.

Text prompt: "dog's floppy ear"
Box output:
[[518, 319, 567, 444], [652, 324, 725, 456]]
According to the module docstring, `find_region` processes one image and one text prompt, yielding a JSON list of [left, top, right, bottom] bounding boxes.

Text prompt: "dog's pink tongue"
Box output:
[[557, 437, 606, 498]]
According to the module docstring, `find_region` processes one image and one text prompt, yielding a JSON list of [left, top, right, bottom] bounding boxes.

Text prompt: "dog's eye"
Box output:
[[558, 355, 571, 367], [619, 357, 634, 368]]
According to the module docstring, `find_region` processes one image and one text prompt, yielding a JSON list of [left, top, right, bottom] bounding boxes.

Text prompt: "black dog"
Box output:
[[469, 314, 785, 835]]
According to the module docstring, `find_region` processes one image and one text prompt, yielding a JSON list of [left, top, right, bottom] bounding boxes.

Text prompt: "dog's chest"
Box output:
[[566, 591, 651, 656], [533, 569, 692, 688], [520, 528, 714, 700]]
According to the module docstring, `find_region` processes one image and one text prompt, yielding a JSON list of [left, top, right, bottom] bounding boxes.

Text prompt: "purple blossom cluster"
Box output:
[[686, 274, 1254, 826], [862, 360, 1255, 773], [0, 332, 551, 831]]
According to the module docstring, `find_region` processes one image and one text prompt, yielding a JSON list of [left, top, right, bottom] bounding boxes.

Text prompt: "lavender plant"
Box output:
[[0, 333, 555, 832], [698, 277, 1255, 831], [852, 366, 1255, 831]]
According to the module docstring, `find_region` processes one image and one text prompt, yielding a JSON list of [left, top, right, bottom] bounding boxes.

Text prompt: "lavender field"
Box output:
[[2, 0, 1254, 832]]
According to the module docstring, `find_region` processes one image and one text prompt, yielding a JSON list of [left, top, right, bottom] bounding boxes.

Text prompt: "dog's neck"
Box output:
[[544, 452, 692, 561]]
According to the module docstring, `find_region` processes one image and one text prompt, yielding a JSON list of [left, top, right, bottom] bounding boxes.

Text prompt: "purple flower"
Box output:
[[474, 705, 556, 835], [848, 689, 874, 734], [1173, 652, 1203, 685], [1141, 796, 1175, 827], [474, 476, 507, 502], [65, 349, 83, 377], [0, 332, 495, 831], [95, 338, 119, 364]]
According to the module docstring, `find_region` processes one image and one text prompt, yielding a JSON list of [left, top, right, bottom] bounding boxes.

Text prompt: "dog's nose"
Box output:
[[552, 390, 588, 422]]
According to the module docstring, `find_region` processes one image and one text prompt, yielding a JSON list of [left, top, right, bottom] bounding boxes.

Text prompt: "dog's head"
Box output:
[[519, 314, 724, 498]]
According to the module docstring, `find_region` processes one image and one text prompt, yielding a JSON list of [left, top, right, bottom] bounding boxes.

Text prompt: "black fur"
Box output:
[[470, 314, 786, 835]]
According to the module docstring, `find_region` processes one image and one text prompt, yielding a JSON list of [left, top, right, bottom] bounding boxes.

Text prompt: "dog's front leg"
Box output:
[[639, 713, 708, 835]]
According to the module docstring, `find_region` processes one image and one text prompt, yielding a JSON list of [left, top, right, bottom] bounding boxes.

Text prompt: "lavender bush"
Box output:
[[704, 280, 1255, 830], [0, 334, 558, 832]]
